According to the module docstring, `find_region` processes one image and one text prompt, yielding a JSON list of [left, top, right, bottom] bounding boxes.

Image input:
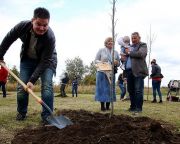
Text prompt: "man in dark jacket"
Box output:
[[60, 72, 69, 97], [150, 59, 163, 103], [124, 32, 148, 113], [0, 7, 57, 123]]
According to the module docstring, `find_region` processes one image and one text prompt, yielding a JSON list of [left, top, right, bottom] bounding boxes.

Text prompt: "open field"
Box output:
[[0, 91, 180, 143], [6, 82, 170, 95]]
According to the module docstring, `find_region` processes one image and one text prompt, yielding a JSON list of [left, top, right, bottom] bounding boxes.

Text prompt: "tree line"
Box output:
[[8, 56, 96, 85]]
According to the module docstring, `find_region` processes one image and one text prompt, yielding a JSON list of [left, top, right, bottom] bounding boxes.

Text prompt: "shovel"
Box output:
[[0, 62, 73, 129]]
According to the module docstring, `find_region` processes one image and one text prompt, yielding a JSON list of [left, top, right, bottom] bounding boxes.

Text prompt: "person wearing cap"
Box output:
[[150, 59, 163, 103], [124, 32, 148, 113], [95, 37, 120, 111], [0, 7, 57, 124]]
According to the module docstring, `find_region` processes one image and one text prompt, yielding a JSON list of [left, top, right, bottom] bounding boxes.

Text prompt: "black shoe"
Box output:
[[101, 102, 106, 111], [120, 98, 125, 101], [124, 97, 130, 100], [106, 108, 111, 111], [16, 113, 26, 121], [41, 119, 50, 126], [101, 106, 106, 111], [127, 108, 136, 112], [135, 108, 142, 113], [151, 99, 157, 103], [159, 100, 163, 103]]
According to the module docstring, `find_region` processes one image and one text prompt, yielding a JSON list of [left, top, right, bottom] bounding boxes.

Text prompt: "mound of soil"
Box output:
[[12, 110, 180, 144]]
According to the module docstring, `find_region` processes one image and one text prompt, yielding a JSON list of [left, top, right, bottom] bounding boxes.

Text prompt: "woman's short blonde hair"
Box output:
[[104, 37, 112, 46]]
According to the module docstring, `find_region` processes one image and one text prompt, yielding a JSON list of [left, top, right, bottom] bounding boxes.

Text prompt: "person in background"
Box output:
[[95, 37, 120, 111], [118, 73, 126, 100], [0, 63, 8, 98], [124, 32, 148, 113], [150, 59, 163, 103], [72, 76, 78, 97], [60, 72, 69, 97], [0, 7, 57, 124]]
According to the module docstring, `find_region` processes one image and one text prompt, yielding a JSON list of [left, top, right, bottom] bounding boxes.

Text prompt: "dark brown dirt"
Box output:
[[11, 110, 180, 144]]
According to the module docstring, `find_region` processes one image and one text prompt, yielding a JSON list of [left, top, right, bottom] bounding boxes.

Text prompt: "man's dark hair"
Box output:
[[131, 32, 141, 39], [33, 7, 50, 19], [132, 32, 140, 37]]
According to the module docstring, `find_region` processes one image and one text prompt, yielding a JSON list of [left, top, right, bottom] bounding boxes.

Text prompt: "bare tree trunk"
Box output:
[[147, 25, 156, 100], [110, 0, 117, 116]]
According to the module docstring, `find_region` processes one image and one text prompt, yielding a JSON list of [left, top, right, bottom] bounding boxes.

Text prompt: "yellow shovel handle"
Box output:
[[0, 62, 43, 104]]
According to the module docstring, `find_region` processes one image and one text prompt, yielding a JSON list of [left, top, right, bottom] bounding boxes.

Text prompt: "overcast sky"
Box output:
[[0, 0, 180, 86]]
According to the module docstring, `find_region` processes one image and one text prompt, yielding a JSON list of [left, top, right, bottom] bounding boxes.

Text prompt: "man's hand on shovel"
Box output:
[[0, 61, 73, 129], [26, 82, 34, 90]]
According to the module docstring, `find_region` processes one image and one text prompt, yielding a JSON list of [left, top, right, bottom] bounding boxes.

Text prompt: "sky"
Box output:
[[0, 0, 180, 86]]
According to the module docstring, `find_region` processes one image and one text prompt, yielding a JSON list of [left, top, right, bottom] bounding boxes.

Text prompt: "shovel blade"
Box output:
[[46, 115, 73, 129]]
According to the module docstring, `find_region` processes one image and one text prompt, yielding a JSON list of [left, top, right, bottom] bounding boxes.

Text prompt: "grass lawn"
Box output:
[[0, 92, 180, 143]]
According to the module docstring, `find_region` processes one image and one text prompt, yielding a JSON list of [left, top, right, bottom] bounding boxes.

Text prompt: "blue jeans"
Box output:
[[152, 80, 162, 100], [119, 83, 126, 99], [17, 58, 54, 120], [126, 69, 144, 111], [72, 86, 78, 97]]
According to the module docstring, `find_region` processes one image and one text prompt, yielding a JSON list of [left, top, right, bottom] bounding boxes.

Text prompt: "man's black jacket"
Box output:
[[0, 20, 57, 84]]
